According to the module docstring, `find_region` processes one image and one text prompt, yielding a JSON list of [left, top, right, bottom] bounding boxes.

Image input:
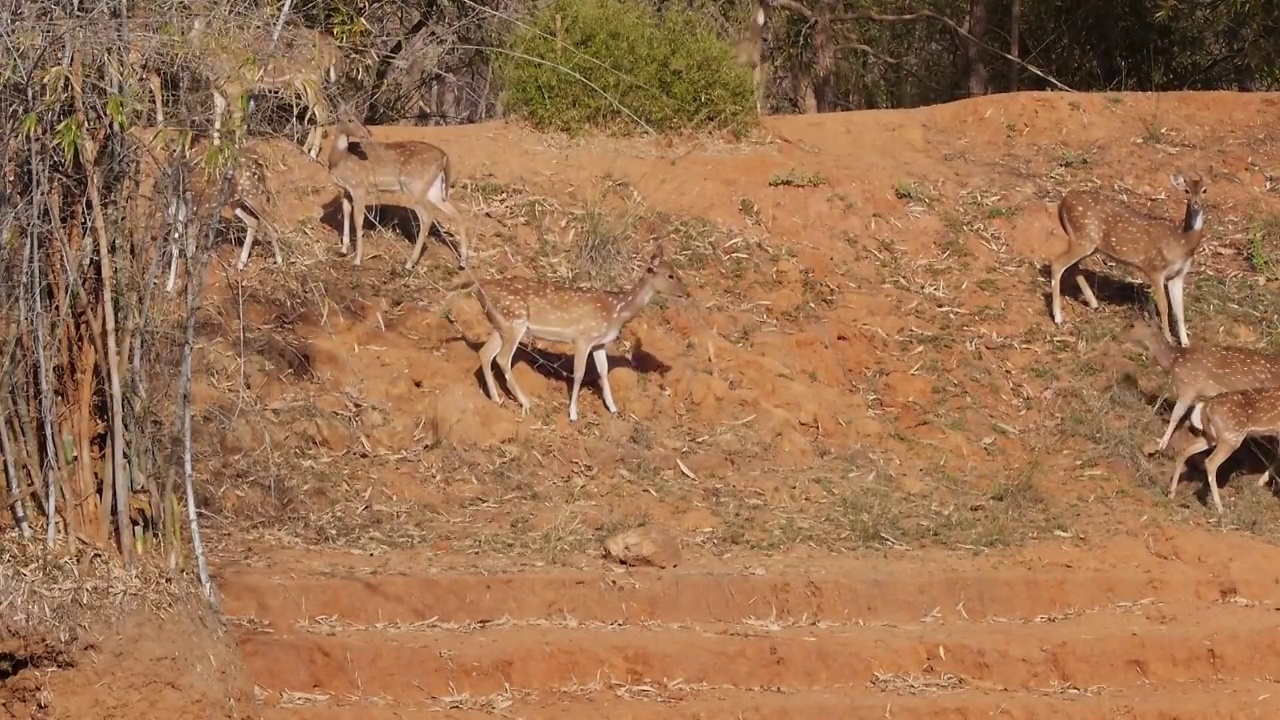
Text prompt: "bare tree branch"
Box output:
[[835, 42, 950, 94], [768, 0, 1074, 93]]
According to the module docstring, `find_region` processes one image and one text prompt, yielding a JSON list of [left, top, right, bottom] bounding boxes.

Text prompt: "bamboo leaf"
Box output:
[[18, 112, 38, 138], [53, 117, 81, 167], [106, 93, 129, 129]]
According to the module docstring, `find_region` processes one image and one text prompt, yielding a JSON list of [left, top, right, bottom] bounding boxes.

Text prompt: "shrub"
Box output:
[[497, 0, 756, 136]]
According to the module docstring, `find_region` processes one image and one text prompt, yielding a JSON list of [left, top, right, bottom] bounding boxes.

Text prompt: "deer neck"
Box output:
[[325, 131, 350, 170], [611, 274, 660, 329], [1178, 201, 1205, 250], [1143, 330, 1180, 372]]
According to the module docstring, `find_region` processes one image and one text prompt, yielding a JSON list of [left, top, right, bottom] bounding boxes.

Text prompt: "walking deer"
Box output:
[[191, 18, 343, 160], [454, 246, 688, 423], [1123, 319, 1280, 456], [1170, 387, 1280, 514]]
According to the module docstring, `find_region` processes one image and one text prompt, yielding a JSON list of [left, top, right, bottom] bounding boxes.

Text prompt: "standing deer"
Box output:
[[164, 146, 284, 293], [1050, 171, 1210, 347], [1123, 319, 1280, 455], [325, 117, 469, 269]]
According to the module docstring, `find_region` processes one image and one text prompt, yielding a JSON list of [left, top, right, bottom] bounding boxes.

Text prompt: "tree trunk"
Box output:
[[1008, 0, 1020, 91], [963, 0, 989, 96], [811, 0, 837, 111], [735, 0, 768, 114]]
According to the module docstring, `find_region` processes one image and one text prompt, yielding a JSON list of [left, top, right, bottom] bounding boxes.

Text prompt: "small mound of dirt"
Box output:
[[0, 541, 253, 720], [2, 599, 253, 720]]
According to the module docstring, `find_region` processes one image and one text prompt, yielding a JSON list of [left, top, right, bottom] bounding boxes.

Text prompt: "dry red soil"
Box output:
[[39, 91, 1280, 718]]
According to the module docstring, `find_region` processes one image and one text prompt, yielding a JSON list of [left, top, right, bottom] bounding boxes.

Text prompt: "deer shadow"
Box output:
[[1175, 438, 1280, 510], [317, 193, 460, 263], [1037, 264, 1153, 319], [445, 334, 673, 411]]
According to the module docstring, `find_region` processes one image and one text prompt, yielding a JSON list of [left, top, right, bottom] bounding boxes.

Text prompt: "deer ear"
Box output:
[[1170, 173, 1187, 191], [649, 243, 666, 266]]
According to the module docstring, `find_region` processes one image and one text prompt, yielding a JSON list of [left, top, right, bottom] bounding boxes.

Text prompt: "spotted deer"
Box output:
[[1123, 319, 1280, 456], [191, 18, 343, 160], [325, 117, 469, 269], [164, 146, 283, 292], [1051, 171, 1211, 347], [1169, 387, 1280, 514], [452, 246, 688, 423]]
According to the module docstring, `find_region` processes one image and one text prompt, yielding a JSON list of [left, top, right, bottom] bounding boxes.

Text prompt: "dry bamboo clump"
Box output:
[[0, 2, 299, 601]]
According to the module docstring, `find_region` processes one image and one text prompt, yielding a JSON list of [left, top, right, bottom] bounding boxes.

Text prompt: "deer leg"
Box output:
[[234, 207, 258, 270], [437, 199, 469, 270], [592, 346, 617, 414], [1169, 436, 1210, 502], [1202, 434, 1243, 515], [212, 89, 227, 147], [1263, 437, 1280, 488], [567, 343, 591, 423], [264, 221, 283, 266], [1074, 274, 1100, 309], [148, 71, 165, 126], [405, 203, 436, 271], [753, 64, 764, 115], [1049, 246, 1094, 325], [351, 195, 367, 266], [302, 85, 329, 161], [497, 325, 532, 414], [1149, 272, 1176, 347], [478, 331, 505, 406], [340, 193, 353, 256], [424, 178, 468, 269], [312, 96, 330, 162], [1167, 269, 1190, 348], [229, 89, 247, 146], [1149, 394, 1194, 455]]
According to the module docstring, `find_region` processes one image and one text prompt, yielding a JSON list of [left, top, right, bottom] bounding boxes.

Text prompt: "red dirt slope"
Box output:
[[193, 90, 1280, 718]]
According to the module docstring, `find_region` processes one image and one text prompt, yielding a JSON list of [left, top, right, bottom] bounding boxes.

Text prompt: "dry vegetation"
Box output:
[[7, 0, 1280, 716]]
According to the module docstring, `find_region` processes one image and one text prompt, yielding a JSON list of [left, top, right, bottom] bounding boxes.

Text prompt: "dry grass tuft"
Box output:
[[868, 670, 967, 695], [568, 179, 647, 288]]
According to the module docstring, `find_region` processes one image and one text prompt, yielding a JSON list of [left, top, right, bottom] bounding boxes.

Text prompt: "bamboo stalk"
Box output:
[[132, 170, 170, 552], [179, 162, 232, 605], [46, 167, 95, 545], [32, 235, 60, 548], [75, 333, 102, 546], [6, 402, 46, 519], [0, 399, 32, 539], [99, 435, 114, 541], [71, 50, 133, 562]]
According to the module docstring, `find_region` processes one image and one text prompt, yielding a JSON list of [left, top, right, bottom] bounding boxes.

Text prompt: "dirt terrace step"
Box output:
[[216, 555, 1277, 630], [254, 680, 1280, 720], [235, 603, 1280, 700]]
